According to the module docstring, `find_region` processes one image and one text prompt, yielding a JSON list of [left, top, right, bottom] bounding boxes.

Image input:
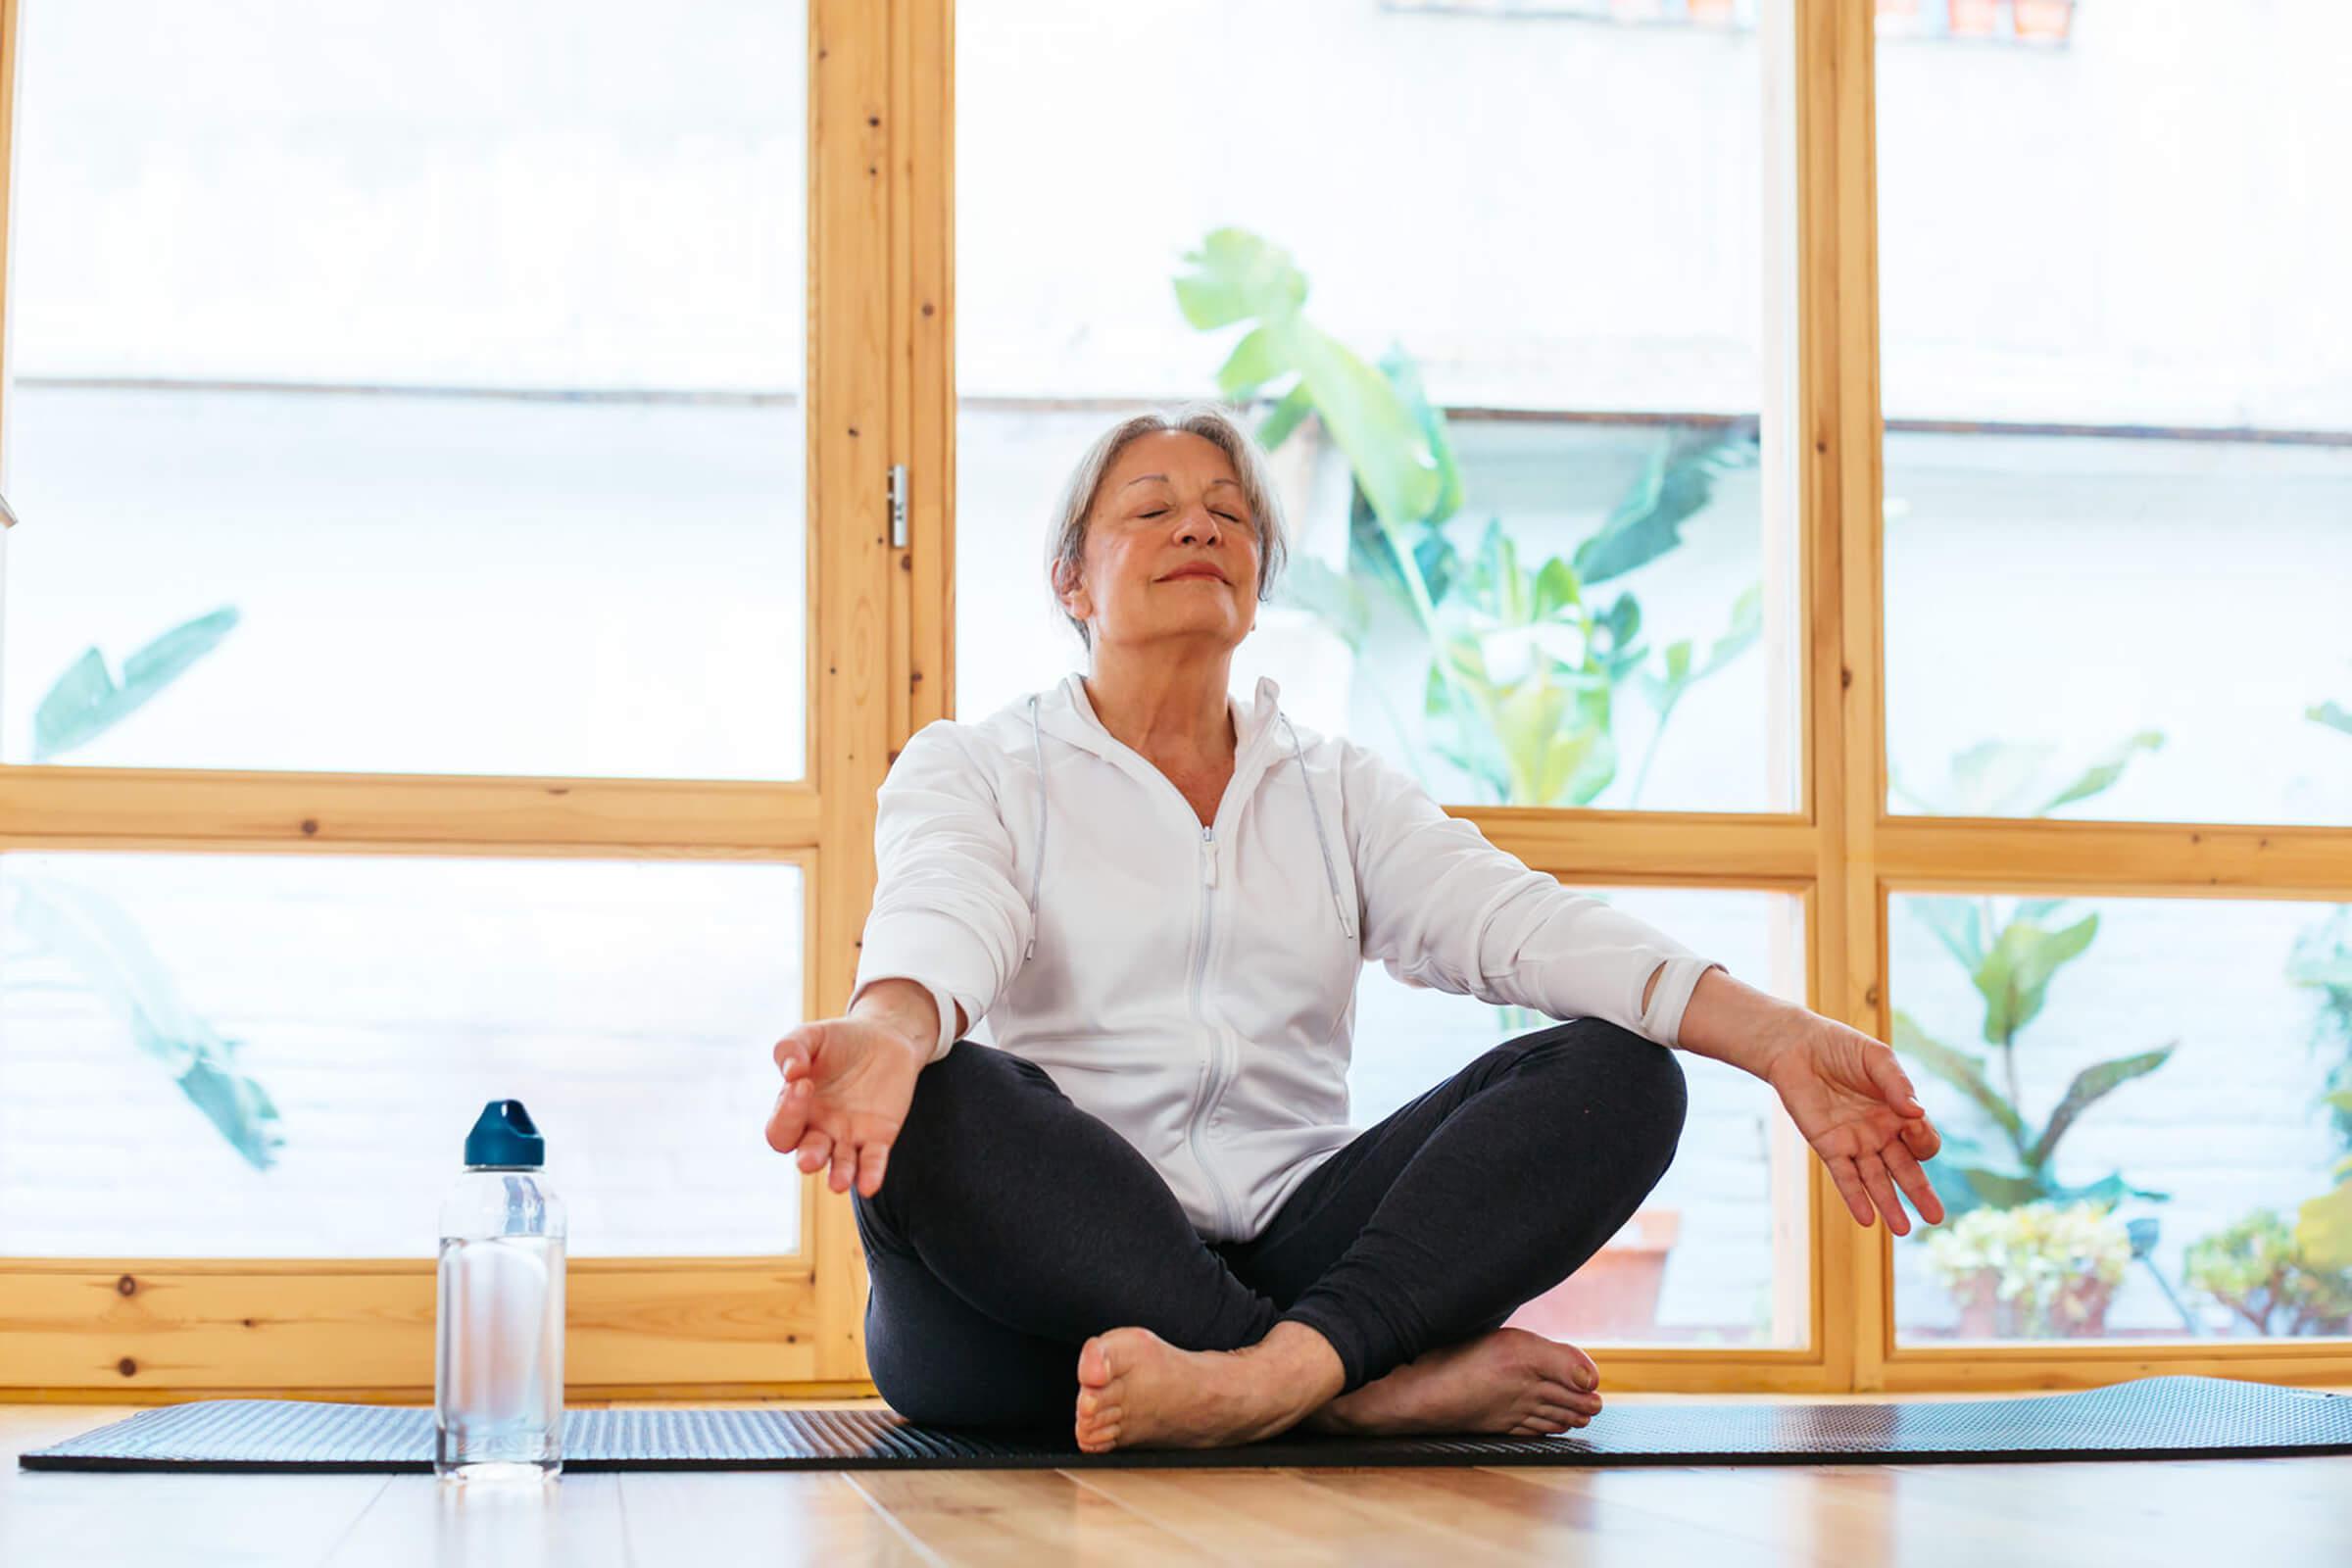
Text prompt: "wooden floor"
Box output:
[[6, 1396, 2348, 1566]]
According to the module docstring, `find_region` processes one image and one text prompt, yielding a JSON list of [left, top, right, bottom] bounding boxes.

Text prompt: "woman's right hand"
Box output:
[[763, 1016, 926, 1198]]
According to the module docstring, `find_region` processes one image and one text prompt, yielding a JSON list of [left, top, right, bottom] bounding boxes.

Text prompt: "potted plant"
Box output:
[[1504, 1206, 1682, 1341], [2011, 0, 2072, 42], [1923, 1199, 2131, 1338], [2183, 1208, 2352, 1339], [1947, 0, 2003, 37]]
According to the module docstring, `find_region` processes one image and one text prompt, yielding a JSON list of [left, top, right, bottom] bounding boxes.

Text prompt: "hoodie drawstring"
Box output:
[[1026, 694, 1047, 961], [1024, 693, 1356, 957]]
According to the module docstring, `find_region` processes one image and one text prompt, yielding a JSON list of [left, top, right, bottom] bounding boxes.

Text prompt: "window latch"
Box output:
[[887, 464, 907, 550]]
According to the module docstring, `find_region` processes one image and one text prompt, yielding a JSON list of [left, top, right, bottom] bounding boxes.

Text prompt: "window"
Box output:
[[953, 0, 1801, 815], [1876, 0, 2352, 827], [1889, 892, 2352, 1344], [0, 853, 805, 1257], [3, 0, 809, 781]]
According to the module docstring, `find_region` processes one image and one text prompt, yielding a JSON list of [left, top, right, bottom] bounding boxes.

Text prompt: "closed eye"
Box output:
[[1141, 509, 1247, 525]]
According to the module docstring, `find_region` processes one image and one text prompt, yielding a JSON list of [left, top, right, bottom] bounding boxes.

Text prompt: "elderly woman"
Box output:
[[766, 403, 1943, 1452]]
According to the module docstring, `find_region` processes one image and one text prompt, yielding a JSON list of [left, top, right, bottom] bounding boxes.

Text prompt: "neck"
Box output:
[[1081, 647, 1236, 766]]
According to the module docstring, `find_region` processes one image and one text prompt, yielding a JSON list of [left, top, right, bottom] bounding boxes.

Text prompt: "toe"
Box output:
[[1543, 1341, 1599, 1391], [1077, 1335, 1112, 1389]]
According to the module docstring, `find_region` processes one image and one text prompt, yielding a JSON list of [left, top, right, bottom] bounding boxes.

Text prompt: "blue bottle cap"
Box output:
[[464, 1100, 545, 1169]]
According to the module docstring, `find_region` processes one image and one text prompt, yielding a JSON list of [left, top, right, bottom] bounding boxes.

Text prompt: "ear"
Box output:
[[1053, 556, 1092, 624]]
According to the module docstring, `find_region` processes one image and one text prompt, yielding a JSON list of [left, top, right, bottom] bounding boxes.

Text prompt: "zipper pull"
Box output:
[[1201, 825, 1217, 887]]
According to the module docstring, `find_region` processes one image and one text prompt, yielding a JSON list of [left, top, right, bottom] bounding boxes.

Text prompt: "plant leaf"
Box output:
[[32, 608, 240, 761], [1909, 896, 1988, 974], [1254, 381, 1316, 451], [1379, 344, 1463, 527], [1573, 425, 1753, 585], [2308, 700, 2352, 739], [2031, 729, 2165, 816], [1979, 910, 2099, 1044], [8, 874, 283, 1169], [1174, 227, 1307, 329], [2026, 1044, 2178, 1170]]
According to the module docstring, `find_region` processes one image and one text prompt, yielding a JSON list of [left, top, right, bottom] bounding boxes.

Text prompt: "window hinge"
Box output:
[[887, 464, 908, 549]]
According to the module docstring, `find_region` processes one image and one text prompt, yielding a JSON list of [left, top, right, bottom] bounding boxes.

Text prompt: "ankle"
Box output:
[[1244, 1321, 1348, 1413]]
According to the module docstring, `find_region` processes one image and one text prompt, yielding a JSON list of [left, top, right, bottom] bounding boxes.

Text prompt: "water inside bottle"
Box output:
[[434, 1232, 565, 1481]]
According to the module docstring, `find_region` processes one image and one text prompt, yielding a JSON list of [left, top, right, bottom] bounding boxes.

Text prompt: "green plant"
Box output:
[[1889, 737, 2174, 1219], [2182, 1207, 2352, 1338], [1174, 226, 1759, 808], [2288, 692, 2352, 1264], [1922, 1199, 2131, 1338], [4, 608, 283, 1169]]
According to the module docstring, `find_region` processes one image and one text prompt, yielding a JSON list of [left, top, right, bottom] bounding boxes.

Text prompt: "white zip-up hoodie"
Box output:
[[849, 670, 1725, 1243]]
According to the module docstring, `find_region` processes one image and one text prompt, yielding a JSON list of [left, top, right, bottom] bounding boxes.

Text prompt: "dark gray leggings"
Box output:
[[851, 1016, 1688, 1429]]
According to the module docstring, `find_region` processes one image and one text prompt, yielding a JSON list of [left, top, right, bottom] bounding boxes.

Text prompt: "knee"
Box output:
[[882, 1040, 1045, 1191], [1505, 1018, 1689, 1174]]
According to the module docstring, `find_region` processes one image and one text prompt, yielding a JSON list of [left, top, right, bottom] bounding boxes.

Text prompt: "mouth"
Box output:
[[1159, 568, 1228, 584]]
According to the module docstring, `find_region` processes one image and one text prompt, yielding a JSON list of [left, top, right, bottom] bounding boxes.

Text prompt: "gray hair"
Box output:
[[1045, 400, 1291, 650]]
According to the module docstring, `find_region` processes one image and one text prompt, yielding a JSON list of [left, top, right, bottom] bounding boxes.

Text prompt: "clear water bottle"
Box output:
[[434, 1099, 566, 1482]]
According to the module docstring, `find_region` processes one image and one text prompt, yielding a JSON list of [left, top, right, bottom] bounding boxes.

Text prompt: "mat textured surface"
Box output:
[[21, 1375, 2352, 1472]]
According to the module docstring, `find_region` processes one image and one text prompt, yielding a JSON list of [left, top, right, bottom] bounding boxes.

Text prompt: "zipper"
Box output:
[[1185, 822, 1239, 1239]]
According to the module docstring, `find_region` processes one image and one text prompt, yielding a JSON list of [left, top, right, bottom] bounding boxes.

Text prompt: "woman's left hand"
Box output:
[[1760, 1017, 1947, 1235]]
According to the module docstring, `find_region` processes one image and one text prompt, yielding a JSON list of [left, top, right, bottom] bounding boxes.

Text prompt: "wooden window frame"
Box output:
[[4, 0, 2348, 1402]]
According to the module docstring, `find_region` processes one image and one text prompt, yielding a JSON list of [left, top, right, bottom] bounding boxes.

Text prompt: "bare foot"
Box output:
[[1072, 1321, 1344, 1453], [1303, 1327, 1604, 1439]]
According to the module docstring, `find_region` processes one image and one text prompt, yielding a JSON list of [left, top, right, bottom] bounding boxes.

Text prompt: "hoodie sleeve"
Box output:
[[848, 720, 1035, 1064], [1341, 738, 1725, 1049]]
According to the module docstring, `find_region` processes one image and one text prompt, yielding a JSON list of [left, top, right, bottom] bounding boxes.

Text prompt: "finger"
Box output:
[[1885, 1142, 1947, 1225], [1826, 1155, 1875, 1227], [763, 1083, 808, 1155], [1901, 1113, 1942, 1161], [828, 1142, 858, 1193], [1857, 1151, 1911, 1237], [772, 1030, 812, 1082], [1866, 1046, 1924, 1116], [856, 1142, 891, 1199], [796, 1130, 834, 1175]]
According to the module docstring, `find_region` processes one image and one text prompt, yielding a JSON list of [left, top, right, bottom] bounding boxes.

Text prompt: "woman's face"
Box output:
[[1058, 430, 1261, 659]]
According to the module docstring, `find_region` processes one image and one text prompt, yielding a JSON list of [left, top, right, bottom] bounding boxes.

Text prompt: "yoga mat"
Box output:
[[20, 1375, 2351, 1473]]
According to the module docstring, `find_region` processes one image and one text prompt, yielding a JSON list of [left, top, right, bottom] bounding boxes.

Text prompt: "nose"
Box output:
[[1176, 505, 1220, 546]]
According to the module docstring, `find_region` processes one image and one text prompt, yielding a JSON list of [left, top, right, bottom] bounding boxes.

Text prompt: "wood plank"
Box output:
[[850, 1468, 1222, 1565], [0, 769, 821, 854], [0, 1264, 819, 1395], [807, 0, 898, 1389], [322, 1473, 629, 1568], [1876, 817, 2352, 900], [1456, 809, 1817, 883], [1069, 1465, 1494, 1565], [621, 1470, 934, 1567], [1327, 1464, 1805, 1566], [3, 1404, 389, 1568]]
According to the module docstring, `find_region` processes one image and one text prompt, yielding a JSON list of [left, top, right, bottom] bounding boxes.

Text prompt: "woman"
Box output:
[[765, 403, 1944, 1453]]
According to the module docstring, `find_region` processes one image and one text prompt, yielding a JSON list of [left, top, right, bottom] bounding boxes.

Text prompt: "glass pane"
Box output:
[[1351, 886, 1810, 1348], [0, 852, 805, 1257], [1889, 891, 2352, 1344], [954, 1, 1801, 812], [2, 1, 808, 780], [1877, 1, 2352, 826]]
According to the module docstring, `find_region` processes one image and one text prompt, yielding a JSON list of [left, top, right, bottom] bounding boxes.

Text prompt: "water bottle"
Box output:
[[434, 1100, 566, 1482]]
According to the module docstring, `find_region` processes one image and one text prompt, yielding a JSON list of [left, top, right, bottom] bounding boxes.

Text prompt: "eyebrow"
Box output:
[[1120, 474, 1245, 495]]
